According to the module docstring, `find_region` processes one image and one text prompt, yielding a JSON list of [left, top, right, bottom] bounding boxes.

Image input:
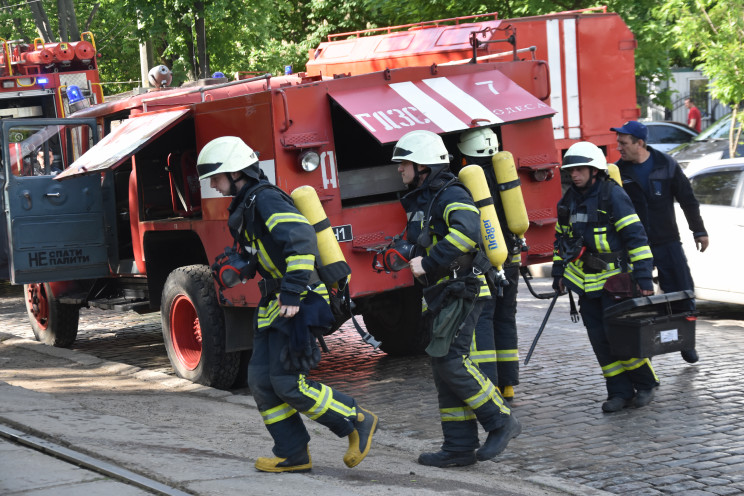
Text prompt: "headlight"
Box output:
[[299, 150, 320, 172]]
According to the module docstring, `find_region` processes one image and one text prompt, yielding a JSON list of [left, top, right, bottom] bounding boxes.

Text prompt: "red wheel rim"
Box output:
[[169, 294, 202, 370], [26, 283, 50, 330]]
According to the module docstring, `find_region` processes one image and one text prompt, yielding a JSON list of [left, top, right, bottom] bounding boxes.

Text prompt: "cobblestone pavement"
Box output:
[[3, 279, 744, 495]]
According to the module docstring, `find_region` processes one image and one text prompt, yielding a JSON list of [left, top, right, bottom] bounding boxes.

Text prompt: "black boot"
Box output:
[[476, 414, 521, 461], [681, 349, 699, 363], [418, 450, 476, 467]]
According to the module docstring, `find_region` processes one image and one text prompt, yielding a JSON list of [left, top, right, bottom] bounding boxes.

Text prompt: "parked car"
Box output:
[[675, 158, 744, 305], [645, 121, 698, 153], [671, 113, 744, 170]]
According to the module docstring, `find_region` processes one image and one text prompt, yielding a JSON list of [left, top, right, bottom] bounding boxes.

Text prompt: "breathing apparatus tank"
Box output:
[[290, 185, 350, 288], [491, 151, 529, 251], [607, 163, 622, 186], [458, 164, 507, 271]]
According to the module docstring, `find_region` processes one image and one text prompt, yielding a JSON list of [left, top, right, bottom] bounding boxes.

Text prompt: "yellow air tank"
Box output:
[[458, 164, 507, 270], [608, 163, 622, 186], [290, 185, 349, 287], [492, 151, 529, 249]]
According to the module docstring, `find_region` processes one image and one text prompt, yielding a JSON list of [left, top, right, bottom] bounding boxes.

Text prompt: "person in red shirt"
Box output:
[[685, 98, 702, 133]]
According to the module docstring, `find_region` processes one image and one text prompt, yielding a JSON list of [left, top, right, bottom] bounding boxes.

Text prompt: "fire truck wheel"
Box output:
[[359, 286, 426, 355], [24, 283, 80, 347], [161, 265, 239, 390]]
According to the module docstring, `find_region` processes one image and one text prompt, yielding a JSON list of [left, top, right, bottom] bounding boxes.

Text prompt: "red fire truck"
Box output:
[[2, 18, 573, 389], [306, 7, 639, 162]]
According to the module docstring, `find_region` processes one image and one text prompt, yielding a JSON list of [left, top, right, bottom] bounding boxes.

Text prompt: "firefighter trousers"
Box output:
[[652, 241, 695, 313], [579, 293, 659, 400], [247, 325, 357, 459], [473, 264, 521, 389], [432, 299, 512, 452]]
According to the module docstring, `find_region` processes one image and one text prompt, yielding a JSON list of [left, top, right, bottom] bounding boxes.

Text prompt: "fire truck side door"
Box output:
[[2, 118, 111, 285]]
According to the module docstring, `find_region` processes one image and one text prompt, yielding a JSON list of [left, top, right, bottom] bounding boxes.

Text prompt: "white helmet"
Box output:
[[457, 127, 499, 157], [561, 142, 608, 171], [392, 130, 450, 166], [148, 65, 172, 88], [196, 136, 260, 180]]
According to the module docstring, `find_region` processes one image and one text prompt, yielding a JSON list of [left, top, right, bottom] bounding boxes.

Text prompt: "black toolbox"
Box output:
[[604, 290, 696, 357]]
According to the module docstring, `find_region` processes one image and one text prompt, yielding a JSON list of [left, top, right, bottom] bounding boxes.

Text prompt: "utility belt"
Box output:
[[427, 252, 475, 283], [580, 250, 627, 274], [257, 270, 321, 298]]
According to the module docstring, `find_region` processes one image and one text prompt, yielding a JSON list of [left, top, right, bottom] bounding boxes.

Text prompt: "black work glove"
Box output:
[[552, 277, 563, 292], [279, 339, 321, 372]]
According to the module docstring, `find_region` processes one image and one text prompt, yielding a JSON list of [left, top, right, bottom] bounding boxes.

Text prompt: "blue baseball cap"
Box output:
[[610, 120, 648, 141]]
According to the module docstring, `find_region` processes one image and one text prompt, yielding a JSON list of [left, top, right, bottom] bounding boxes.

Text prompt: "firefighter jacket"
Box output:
[[616, 146, 707, 247], [227, 181, 323, 328], [400, 170, 490, 298], [551, 178, 654, 297]]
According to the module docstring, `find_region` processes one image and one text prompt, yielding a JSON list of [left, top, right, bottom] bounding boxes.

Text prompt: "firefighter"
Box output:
[[552, 141, 658, 413], [392, 130, 520, 468], [457, 128, 520, 401], [197, 136, 377, 473]]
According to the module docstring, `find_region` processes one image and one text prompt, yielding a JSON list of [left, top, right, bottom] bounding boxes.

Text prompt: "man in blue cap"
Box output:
[[611, 120, 708, 364]]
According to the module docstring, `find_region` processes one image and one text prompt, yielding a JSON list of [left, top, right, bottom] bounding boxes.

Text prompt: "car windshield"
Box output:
[[694, 114, 741, 141]]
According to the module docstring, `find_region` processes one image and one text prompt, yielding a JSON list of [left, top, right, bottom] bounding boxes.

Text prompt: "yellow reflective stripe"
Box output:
[[478, 274, 491, 298], [286, 254, 315, 272], [594, 228, 610, 253], [312, 283, 330, 304], [628, 245, 652, 262], [615, 213, 640, 231], [298, 374, 355, 420], [496, 349, 519, 362], [463, 357, 511, 414], [444, 228, 477, 252], [602, 361, 625, 378], [257, 299, 281, 328], [260, 403, 297, 425], [444, 202, 480, 224], [266, 212, 310, 232], [255, 239, 282, 278], [440, 406, 476, 422], [509, 252, 521, 264], [621, 357, 648, 372], [470, 350, 498, 364]]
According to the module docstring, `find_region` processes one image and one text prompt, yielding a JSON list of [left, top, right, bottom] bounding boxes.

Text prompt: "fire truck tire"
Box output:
[[24, 283, 79, 347], [161, 265, 239, 390], [360, 286, 427, 355]]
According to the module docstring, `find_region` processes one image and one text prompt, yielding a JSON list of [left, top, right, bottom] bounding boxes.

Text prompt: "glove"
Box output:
[[552, 277, 563, 292], [279, 340, 321, 372]]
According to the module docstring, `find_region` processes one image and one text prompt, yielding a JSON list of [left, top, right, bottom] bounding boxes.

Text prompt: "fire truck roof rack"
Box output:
[[327, 13, 500, 41]]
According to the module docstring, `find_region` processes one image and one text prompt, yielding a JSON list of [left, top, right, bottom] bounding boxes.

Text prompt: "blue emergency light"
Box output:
[[37, 77, 49, 85], [284, 65, 293, 75], [66, 85, 84, 104], [212, 71, 225, 79]]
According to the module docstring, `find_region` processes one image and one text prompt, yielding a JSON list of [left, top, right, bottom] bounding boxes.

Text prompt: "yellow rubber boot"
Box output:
[[343, 407, 378, 468], [255, 448, 312, 473], [503, 385, 515, 401]]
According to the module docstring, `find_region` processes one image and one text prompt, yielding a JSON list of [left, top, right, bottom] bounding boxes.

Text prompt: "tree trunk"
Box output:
[[63, 0, 81, 40], [194, 1, 208, 78], [28, 0, 54, 42], [57, 0, 68, 41], [85, 3, 101, 32]]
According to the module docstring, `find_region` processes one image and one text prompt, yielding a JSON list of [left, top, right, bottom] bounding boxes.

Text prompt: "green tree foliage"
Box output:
[[660, 0, 744, 156], [0, 0, 697, 110]]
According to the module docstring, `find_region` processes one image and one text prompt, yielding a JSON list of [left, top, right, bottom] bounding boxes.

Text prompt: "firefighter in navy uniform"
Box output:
[[392, 130, 520, 468], [552, 142, 658, 413], [457, 128, 521, 401], [197, 136, 377, 473]]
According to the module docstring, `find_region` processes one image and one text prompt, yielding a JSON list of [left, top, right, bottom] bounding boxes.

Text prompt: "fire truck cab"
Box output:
[[3, 23, 563, 390]]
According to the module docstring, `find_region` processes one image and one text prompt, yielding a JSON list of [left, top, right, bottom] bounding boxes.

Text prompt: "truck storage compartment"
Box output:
[[604, 290, 696, 357]]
